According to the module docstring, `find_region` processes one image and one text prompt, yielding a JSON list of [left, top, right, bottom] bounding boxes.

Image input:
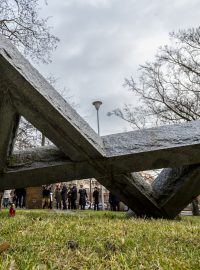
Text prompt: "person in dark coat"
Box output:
[[61, 183, 67, 210], [42, 185, 51, 209], [68, 184, 72, 210], [21, 188, 26, 208], [0, 190, 3, 210], [15, 188, 24, 208], [79, 185, 88, 210], [93, 187, 99, 211], [54, 185, 62, 209], [71, 184, 77, 210], [109, 192, 120, 211], [48, 185, 53, 209]]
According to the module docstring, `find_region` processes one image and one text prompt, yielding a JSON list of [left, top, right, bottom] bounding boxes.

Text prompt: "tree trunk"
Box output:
[[192, 198, 200, 216]]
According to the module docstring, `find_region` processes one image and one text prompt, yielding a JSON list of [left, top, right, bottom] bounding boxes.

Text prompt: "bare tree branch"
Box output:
[[0, 0, 59, 63]]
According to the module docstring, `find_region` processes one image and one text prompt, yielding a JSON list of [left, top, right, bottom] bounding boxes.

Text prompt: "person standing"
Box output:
[[71, 184, 77, 210], [61, 183, 67, 210], [48, 185, 53, 209], [68, 184, 72, 210], [2, 190, 11, 208], [109, 192, 120, 211], [55, 185, 62, 209], [42, 185, 51, 209], [21, 188, 26, 208], [15, 188, 24, 208], [93, 187, 99, 211], [0, 190, 3, 210], [10, 190, 16, 206], [79, 185, 88, 210]]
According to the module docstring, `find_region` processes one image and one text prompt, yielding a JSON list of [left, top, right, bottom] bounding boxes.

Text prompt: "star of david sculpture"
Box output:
[[0, 35, 199, 219]]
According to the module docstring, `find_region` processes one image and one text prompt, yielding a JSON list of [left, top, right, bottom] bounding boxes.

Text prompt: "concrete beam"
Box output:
[[0, 34, 105, 161], [0, 146, 104, 189], [6, 116, 200, 182], [8, 146, 68, 168], [0, 161, 102, 190], [9, 119, 200, 173], [152, 165, 200, 218], [100, 173, 167, 218], [0, 92, 19, 172], [104, 120, 200, 172]]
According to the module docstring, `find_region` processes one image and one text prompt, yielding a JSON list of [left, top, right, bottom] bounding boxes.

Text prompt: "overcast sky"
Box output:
[[36, 0, 200, 135]]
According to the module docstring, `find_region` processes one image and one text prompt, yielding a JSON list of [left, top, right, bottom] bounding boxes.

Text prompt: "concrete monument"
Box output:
[[0, 34, 199, 218]]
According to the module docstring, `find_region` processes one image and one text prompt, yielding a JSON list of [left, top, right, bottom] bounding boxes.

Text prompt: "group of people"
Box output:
[[0, 188, 26, 209], [53, 184, 120, 211], [53, 183, 78, 210], [42, 183, 101, 211], [1, 185, 121, 211], [53, 184, 100, 210]]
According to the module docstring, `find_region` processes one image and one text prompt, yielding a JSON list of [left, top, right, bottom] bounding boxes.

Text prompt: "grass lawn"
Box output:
[[0, 210, 199, 270]]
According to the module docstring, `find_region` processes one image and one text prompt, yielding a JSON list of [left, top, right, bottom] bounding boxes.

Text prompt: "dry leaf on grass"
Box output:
[[0, 242, 10, 253]]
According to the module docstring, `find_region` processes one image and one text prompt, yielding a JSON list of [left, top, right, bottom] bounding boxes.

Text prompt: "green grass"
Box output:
[[0, 210, 199, 270]]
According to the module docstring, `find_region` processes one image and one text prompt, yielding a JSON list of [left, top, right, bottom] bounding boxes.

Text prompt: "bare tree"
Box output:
[[0, 0, 59, 63], [109, 27, 200, 215], [14, 117, 53, 150], [0, 1, 60, 148], [110, 27, 200, 130]]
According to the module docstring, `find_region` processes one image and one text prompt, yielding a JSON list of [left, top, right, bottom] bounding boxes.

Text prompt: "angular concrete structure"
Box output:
[[0, 34, 199, 218], [0, 93, 19, 172], [152, 165, 200, 218]]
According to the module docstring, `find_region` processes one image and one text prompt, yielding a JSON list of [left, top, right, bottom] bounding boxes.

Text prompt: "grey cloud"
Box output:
[[36, 0, 200, 135]]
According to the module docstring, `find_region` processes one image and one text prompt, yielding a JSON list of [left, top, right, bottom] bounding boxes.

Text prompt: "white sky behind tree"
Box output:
[[35, 0, 200, 135]]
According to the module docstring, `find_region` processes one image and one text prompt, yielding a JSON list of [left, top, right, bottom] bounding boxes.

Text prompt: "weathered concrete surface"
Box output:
[[0, 92, 19, 172], [152, 165, 200, 218], [5, 127, 200, 183], [0, 146, 103, 189], [100, 173, 167, 218], [103, 121, 200, 157], [0, 34, 105, 161], [0, 162, 103, 190], [8, 119, 200, 174], [103, 120, 200, 172], [8, 146, 69, 168]]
